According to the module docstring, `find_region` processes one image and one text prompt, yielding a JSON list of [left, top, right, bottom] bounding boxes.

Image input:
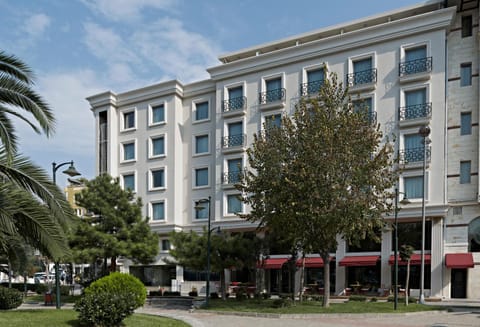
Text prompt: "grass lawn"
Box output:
[[0, 310, 189, 327], [206, 298, 444, 314]]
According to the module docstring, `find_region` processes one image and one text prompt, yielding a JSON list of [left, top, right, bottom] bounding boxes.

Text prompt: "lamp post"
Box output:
[[418, 125, 430, 304], [194, 196, 212, 307], [393, 188, 410, 310], [52, 161, 81, 309]]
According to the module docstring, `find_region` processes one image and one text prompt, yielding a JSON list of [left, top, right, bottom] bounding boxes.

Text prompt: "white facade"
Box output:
[[87, 0, 480, 299]]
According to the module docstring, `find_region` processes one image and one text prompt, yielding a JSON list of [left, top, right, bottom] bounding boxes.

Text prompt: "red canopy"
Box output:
[[388, 254, 431, 266], [257, 258, 288, 269], [339, 255, 380, 267], [445, 253, 474, 269], [295, 257, 334, 268]]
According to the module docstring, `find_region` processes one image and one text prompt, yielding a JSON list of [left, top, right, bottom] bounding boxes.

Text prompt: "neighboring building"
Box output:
[[64, 178, 87, 218], [87, 0, 480, 299]]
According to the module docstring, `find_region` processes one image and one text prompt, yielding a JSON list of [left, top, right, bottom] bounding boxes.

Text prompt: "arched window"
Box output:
[[468, 217, 480, 252]]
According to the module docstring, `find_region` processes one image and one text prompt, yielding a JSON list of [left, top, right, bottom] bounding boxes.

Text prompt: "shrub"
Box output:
[[271, 297, 292, 308], [370, 297, 378, 302], [0, 286, 23, 310], [163, 291, 180, 296], [52, 285, 71, 296], [74, 272, 146, 327], [149, 290, 162, 296], [387, 295, 417, 303], [35, 283, 48, 295], [210, 292, 219, 299], [349, 295, 367, 302], [235, 288, 247, 301], [188, 291, 198, 297], [261, 292, 271, 300], [0, 282, 36, 293]]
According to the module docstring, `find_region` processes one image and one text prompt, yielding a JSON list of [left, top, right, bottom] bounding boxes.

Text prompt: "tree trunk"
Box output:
[[405, 259, 411, 306], [299, 255, 305, 303], [322, 253, 330, 308], [220, 270, 227, 300], [110, 256, 117, 273]]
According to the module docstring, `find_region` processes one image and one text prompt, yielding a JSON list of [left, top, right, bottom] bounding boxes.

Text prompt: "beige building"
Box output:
[[87, 0, 480, 299]]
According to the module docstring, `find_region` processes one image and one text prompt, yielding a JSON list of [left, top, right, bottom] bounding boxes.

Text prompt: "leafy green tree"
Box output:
[[399, 244, 414, 306], [69, 174, 159, 278], [169, 230, 260, 299], [238, 72, 397, 307], [0, 50, 74, 261]]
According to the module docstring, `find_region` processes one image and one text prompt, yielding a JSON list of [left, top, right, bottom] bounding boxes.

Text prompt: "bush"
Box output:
[[235, 288, 247, 301], [188, 291, 198, 297], [0, 282, 35, 293], [35, 283, 48, 295], [149, 290, 162, 296], [210, 292, 219, 299], [52, 285, 71, 296], [74, 272, 146, 327], [349, 295, 367, 302], [271, 297, 292, 308], [387, 295, 417, 303], [163, 291, 180, 296], [370, 297, 378, 302], [262, 292, 271, 300], [0, 286, 23, 310]]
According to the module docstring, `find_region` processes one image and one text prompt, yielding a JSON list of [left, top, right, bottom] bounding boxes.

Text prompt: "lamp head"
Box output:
[[399, 194, 411, 205], [62, 162, 81, 177], [194, 198, 210, 210], [419, 125, 431, 138]]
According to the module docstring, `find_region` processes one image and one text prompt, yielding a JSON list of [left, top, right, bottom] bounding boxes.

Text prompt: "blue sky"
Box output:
[[0, 0, 423, 186]]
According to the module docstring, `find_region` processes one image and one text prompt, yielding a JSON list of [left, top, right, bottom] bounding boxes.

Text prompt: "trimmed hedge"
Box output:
[[0, 286, 23, 310], [74, 272, 146, 327]]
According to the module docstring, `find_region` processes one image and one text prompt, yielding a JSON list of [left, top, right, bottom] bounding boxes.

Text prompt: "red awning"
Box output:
[[445, 253, 474, 269], [295, 257, 334, 268], [339, 255, 380, 267], [388, 254, 431, 266], [257, 258, 288, 269]]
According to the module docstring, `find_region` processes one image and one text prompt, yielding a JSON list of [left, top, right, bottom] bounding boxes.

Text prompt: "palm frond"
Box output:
[[0, 50, 33, 84]]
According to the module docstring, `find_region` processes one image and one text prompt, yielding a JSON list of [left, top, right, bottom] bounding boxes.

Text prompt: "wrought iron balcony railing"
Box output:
[[399, 102, 432, 121], [259, 88, 286, 104], [223, 170, 243, 184], [347, 68, 377, 87], [399, 146, 431, 164], [222, 134, 246, 148], [399, 57, 432, 77], [300, 80, 324, 96], [223, 96, 247, 113]]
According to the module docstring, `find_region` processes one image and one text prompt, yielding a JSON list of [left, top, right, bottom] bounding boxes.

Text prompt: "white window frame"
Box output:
[[348, 52, 376, 76], [150, 201, 166, 222], [400, 41, 430, 62], [223, 81, 246, 101], [399, 83, 430, 109], [192, 97, 211, 123], [301, 63, 327, 84], [149, 134, 166, 159], [193, 132, 210, 157], [149, 167, 166, 191], [120, 107, 136, 132], [120, 139, 137, 163], [121, 171, 137, 192], [193, 165, 210, 189], [160, 239, 171, 252], [260, 72, 285, 93], [351, 93, 375, 111], [224, 191, 243, 217], [224, 118, 245, 139], [224, 155, 244, 185], [193, 197, 210, 221], [149, 101, 167, 126], [261, 111, 283, 130], [400, 171, 429, 202]]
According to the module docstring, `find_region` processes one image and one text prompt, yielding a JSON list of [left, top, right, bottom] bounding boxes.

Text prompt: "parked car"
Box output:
[[33, 272, 55, 284]]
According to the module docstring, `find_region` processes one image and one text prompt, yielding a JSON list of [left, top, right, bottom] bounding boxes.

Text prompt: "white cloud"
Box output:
[[22, 13, 51, 38], [81, 0, 176, 22]]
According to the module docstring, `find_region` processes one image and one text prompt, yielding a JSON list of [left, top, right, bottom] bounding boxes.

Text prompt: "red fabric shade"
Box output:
[[388, 254, 431, 266], [339, 255, 380, 267], [295, 257, 325, 268], [257, 258, 288, 269], [445, 253, 474, 269]]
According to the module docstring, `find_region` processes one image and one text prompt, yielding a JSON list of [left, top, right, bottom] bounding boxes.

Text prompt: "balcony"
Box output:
[[222, 96, 247, 116], [347, 69, 377, 92], [222, 134, 246, 153], [223, 170, 243, 185], [399, 57, 432, 83], [399, 146, 431, 166], [399, 103, 432, 125], [300, 80, 324, 96], [259, 88, 286, 110]]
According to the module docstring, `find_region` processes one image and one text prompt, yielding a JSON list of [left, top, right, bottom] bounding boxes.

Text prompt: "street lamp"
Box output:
[[393, 188, 410, 310], [194, 196, 212, 307], [418, 125, 430, 304], [52, 161, 81, 309]]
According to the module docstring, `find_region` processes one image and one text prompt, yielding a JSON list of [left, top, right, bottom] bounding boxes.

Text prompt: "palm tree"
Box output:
[[0, 50, 73, 261]]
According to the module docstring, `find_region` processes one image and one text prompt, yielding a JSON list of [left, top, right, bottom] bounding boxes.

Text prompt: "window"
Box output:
[[195, 168, 209, 187], [151, 104, 165, 124], [123, 142, 135, 161], [122, 173, 135, 191], [265, 78, 283, 103], [152, 202, 165, 221], [462, 15, 473, 38], [404, 134, 424, 162], [195, 135, 209, 154], [151, 136, 165, 157], [400, 46, 431, 76], [404, 176, 424, 199], [265, 114, 281, 129], [227, 194, 242, 214], [224, 86, 245, 112], [161, 239, 170, 251], [461, 63, 472, 87], [151, 169, 165, 189], [303, 68, 325, 95], [352, 57, 374, 85], [404, 88, 427, 120], [226, 121, 243, 147], [460, 161, 471, 184], [405, 46, 426, 63], [461, 112, 472, 135], [123, 111, 135, 130], [353, 98, 372, 114], [195, 202, 208, 219], [229, 86, 243, 100], [195, 102, 209, 121], [226, 158, 242, 184]]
